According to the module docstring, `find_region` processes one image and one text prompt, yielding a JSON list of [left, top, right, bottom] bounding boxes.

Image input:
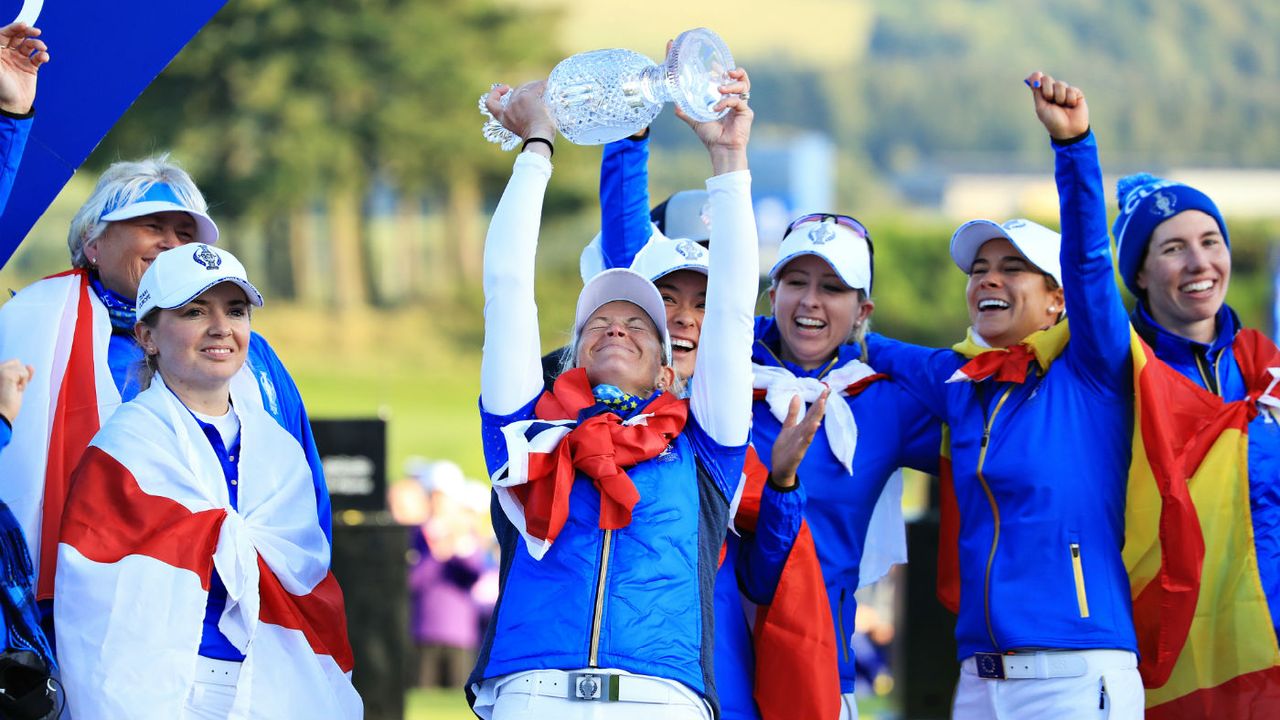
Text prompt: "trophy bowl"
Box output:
[[481, 27, 736, 148]]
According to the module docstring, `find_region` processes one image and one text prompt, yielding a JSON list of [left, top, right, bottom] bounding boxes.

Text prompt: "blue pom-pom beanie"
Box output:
[[1112, 173, 1228, 297]]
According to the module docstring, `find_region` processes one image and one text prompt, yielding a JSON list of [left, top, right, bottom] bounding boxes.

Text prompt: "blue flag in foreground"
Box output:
[[0, 0, 228, 269]]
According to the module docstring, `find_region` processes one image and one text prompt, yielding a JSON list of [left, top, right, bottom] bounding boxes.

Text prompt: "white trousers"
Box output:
[[837, 691, 859, 720], [475, 669, 711, 720], [182, 657, 241, 720], [952, 650, 1143, 720]]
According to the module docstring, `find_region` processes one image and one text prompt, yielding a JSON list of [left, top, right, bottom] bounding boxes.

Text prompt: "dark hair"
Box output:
[[134, 309, 161, 391]]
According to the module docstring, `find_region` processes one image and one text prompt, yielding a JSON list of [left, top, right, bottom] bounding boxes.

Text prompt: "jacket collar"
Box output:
[[752, 315, 863, 380], [1132, 301, 1239, 366]]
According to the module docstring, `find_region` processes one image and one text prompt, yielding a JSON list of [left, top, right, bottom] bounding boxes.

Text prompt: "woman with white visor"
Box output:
[[865, 73, 1143, 718], [468, 63, 759, 719]]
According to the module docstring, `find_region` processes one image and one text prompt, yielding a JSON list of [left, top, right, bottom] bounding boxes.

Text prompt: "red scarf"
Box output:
[[952, 344, 1038, 384], [515, 368, 688, 544]]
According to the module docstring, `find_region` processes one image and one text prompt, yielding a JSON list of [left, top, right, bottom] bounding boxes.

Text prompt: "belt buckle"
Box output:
[[571, 673, 620, 701], [975, 652, 1006, 680]]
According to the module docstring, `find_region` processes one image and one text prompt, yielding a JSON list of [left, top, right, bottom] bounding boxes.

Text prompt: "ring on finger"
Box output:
[[740, 90, 751, 102]]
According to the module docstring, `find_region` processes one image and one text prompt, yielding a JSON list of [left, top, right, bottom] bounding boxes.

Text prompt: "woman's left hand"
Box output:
[[675, 62, 753, 175], [1025, 71, 1089, 141]]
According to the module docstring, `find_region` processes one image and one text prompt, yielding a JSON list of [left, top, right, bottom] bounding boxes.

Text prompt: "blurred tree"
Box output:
[[95, 0, 561, 306]]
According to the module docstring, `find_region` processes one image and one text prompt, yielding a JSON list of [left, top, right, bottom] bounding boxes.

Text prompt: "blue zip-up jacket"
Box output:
[[1132, 301, 1280, 643], [474, 396, 747, 713], [866, 132, 1138, 660], [752, 318, 940, 690], [595, 135, 802, 719]]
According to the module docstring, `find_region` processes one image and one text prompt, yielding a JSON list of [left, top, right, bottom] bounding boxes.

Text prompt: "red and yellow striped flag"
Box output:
[[1127, 329, 1280, 716]]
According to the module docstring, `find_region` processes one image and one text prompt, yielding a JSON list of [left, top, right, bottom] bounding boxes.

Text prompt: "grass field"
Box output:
[[406, 689, 474, 720], [252, 303, 491, 481]]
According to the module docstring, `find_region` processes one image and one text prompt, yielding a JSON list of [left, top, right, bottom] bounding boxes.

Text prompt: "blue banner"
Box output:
[[0, 0, 228, 268]]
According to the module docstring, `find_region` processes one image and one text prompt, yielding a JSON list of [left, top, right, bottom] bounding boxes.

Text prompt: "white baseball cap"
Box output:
[[99, 181, 219, 246], [630, 233, 710, 282], [652, 189, 711, 242], [769, 216, 873, 293], [572, 268, 672, 365], [135, 244, 264, 322], [949, 218, 1062, 286]]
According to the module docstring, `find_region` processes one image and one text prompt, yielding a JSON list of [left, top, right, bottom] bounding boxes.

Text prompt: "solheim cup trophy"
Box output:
[[480, 27, 735, 149]]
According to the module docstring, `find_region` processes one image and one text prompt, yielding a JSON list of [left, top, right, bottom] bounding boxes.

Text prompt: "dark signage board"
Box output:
[[311, 418, 387, 512]]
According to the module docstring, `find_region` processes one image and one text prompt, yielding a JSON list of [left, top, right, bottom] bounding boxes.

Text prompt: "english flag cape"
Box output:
[[0, 269, 117, 601], [54, 369, 360, 719], [1127, 328, 1280, 716], [733, 446, 840, 720]]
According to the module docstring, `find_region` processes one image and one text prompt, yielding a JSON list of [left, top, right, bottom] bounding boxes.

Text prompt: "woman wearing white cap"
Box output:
[[866, 74, 1142, 718], [629, 234, 838, 720], [53, 244, 360, 719], [0, 157, 331, 640], [467, 64, 764, 719], [753, 209, 942, 718], [585, 124, 841, 720]]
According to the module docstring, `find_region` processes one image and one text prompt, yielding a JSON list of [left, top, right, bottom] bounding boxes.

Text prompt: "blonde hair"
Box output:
[[68, 154, 208, 268]]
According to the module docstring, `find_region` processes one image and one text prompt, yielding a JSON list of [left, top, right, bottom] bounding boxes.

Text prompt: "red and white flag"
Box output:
[[54, 368, 360, 719], [0, 270, 118, 601]]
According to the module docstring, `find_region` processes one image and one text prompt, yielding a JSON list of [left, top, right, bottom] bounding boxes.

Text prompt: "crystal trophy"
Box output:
[[480, 27, 736, 149]]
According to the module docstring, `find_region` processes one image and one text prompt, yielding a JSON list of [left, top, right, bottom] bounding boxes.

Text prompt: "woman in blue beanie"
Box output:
[[1111, 173, 1280, 695]]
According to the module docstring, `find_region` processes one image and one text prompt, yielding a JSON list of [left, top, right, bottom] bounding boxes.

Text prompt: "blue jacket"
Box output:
[[0, 113, 32, 454], [0, 111, 32, 218], [752, 317, 939, 691], [1132, 301, 1280, 643], [472, 395, 747, 714], [866, 133, 1138, 660], [596, 136, 801, 718]]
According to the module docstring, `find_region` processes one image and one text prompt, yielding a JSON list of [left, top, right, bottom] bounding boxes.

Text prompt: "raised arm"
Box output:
[[598, 132, 653, 269], [684, 69, 757, 447], [1027, 72, 1130, 391], [479, 83, 555, 415]]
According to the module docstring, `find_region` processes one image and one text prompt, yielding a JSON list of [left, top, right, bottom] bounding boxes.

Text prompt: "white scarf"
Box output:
[[752, 359, 878, 475]]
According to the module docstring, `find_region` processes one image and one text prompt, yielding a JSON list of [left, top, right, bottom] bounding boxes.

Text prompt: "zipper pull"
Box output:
[[981, 432, 989, 449]]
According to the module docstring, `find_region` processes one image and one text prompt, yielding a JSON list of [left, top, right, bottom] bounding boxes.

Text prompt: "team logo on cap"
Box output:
[[193, 245, 222, 270], [1151, 191, 1177, 218], [1003, 219, 1026, 230], [137, 289, 151, 307], [808, 223, 836, 245], [675, 240, 705, 260]]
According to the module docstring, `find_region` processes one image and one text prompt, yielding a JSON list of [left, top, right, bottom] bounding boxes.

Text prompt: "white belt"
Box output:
[[499, 669, 694, 704], [194, 657, 243, 687], [968, 651, 1092, 680]]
